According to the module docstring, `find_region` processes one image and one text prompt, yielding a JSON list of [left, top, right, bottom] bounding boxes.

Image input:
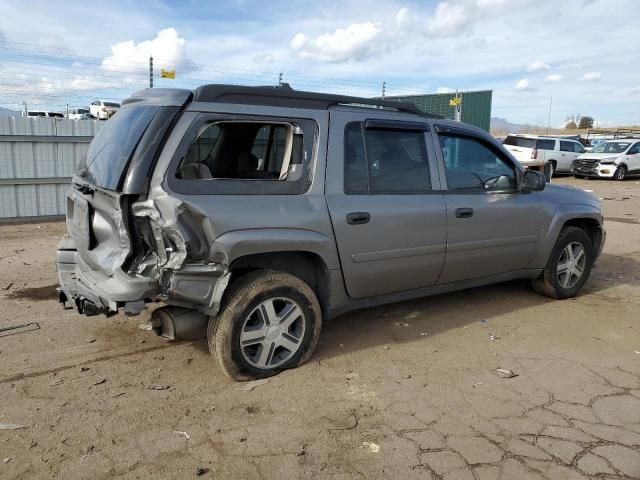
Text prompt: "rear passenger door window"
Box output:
[[344, 122, 431, 193], [438, 134, 517, 191]]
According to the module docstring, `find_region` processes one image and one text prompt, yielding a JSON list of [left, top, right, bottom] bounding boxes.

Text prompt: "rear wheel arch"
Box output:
[[227, 251, 331, 318]]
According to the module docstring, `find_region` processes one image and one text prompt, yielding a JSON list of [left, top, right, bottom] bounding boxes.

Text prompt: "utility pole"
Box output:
[[454, 90, 462, 122], [546, 96, 553, 134], [22, 100, 27, 117], [381, 81, 386, 99], [65, 104, 69, 117], [278, 72, 283, 86], [149, 56, 154, 88]]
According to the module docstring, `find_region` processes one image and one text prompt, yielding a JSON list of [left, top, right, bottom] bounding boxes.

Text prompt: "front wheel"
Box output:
[[531, 227, 594, 299], [208, 270, 322, 381], [614, 165, 626, 181]]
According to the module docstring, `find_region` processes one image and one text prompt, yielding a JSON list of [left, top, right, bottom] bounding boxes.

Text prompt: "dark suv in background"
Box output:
[[57, 85, 605, 380]]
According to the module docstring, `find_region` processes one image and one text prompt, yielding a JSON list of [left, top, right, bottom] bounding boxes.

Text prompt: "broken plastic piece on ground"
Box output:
[[147, 384, 171, 391], [174, 430, 190, 439], [393, 321, 409, 327], [495, 368, 518, 378], [0, 423, 26, 430], [489, 333, 500, 341], [363, 441, 380, 453], [235, 378, 270, 391], [195, 467, 208, 476]]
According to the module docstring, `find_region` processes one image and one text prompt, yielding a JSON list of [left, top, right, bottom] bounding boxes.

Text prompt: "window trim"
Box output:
[[434, 125, 522, 194], [166, 113, 317, 196], [343, 120, 434, 195]]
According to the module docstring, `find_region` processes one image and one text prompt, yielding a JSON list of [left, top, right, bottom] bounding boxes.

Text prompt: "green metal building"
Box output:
[[385, 90, 493, 131]]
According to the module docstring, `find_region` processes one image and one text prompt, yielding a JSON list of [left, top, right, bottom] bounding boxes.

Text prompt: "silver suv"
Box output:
[[57, 85, 605, 380]]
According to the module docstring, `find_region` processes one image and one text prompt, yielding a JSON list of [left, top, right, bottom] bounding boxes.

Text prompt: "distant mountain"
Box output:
[[490, 117, 527, 133], [0, 106, 18, 117]]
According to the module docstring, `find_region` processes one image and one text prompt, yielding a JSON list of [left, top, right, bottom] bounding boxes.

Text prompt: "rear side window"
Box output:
[[176, 122, 294, 181], [104, 102, 120, 108], [503, 136, 535, 148], [536, 139, 555, 150], [83, 106, 158, 190], [344, 123, 431, 194], [560, 141, 574, 152]]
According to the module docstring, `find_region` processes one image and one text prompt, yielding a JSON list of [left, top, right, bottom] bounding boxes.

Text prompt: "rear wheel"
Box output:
[[531, 227, 594, 299], [614, 165, 626, 181], [208, 270, 322, 381]]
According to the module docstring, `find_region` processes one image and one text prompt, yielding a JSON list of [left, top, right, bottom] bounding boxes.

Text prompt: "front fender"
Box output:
[[529, 204, 603, 268]]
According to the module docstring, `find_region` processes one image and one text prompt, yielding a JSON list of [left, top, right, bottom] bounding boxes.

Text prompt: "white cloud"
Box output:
[[290, 23, 381, 62], [427, 2, 471, 37], [101, 28, 191, 73], [395, 8, 416, 31], [515, 78, 536, 91], [630, 86, 640, 95], [436, 86, 455, 93], [581, 71, 601, 81], [527, 61, 550, 72], [544, 74, 563, 82]]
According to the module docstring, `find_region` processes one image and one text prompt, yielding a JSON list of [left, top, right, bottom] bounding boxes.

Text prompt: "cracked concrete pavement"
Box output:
[[0, 177, 639, 479]]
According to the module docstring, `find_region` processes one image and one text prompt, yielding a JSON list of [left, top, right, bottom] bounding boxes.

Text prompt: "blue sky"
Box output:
[[0, 0, 638, 126]]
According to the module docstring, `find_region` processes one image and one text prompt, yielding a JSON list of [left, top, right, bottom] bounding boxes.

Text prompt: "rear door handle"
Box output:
[[455, 208, 474, 218], [346, 212, 371, 225]]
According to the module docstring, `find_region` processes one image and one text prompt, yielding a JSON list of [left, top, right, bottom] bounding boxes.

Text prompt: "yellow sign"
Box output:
[[161, 69, 176, 79], [449, 97, 460, 107]]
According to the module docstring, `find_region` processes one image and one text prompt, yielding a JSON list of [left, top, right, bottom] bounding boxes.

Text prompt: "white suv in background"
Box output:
[[89, 100, 120, 120], [503, 134, 586, 178], [573, 139, 640, 180]]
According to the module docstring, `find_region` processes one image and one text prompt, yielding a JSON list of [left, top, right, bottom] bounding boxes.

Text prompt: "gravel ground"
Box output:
[[0, 177, 639, 479]]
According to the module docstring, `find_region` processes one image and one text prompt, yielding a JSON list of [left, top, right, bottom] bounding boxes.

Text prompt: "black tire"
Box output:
[[614, 165, 626, 181], [208, 270, 322, 381], [574, 175, 585, 179], [544, 162, 553, 182], [531, 227, 594, 299]]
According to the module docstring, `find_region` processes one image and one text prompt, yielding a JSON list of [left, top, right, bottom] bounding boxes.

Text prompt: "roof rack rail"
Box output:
[[192, 83, 443, 118], [586, 128, 640, 140]]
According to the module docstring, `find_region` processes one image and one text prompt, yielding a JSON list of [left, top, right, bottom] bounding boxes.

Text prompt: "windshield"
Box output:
[[82, 105, 158, 190], [591, 142, 631, 154], [503, 136, 535, 149], [104, 102, 120, 108]]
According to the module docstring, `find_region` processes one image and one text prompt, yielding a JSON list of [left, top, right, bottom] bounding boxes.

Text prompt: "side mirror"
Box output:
[[521, 170, 546, 191]]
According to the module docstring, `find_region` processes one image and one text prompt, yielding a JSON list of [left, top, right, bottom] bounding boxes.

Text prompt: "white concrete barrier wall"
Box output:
[[0, 117, 102, 218]]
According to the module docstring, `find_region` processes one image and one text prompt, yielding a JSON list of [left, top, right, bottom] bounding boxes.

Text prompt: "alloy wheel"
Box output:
[[239, 297, 306, 369], [556, 241, 586, 289]]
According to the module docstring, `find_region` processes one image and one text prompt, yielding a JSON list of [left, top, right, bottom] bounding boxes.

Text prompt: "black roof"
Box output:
[[192, 83, 442, 118]]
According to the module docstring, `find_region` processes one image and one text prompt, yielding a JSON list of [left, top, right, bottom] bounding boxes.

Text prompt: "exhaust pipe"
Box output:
[[150, 307, 209, 341]]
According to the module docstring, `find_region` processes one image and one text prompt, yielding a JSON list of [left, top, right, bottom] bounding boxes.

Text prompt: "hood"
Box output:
[[541, 183, 602, 210], [577, 152, 622, 160]]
